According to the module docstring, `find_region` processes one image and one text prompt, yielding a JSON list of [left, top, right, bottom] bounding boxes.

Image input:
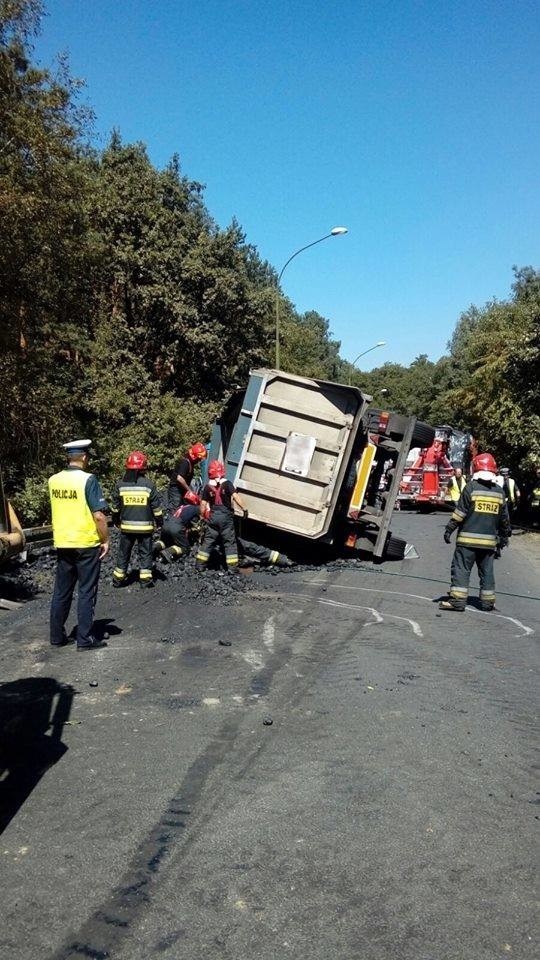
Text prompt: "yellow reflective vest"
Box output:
[[448, 476, 466, 503], [48, 468, 100, 548]]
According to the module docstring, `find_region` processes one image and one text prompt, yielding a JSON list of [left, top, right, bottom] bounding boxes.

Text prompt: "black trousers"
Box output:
[[238, 538, 280, 565], [196, 510, 238, 567], [50, 547, 101, 647], [113, 532, 153, 582], [450, 544, 496, 608], [158, 518, 190, 554]]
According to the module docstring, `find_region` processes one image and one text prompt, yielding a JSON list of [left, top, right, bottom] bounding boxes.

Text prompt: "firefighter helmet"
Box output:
[[499, 466, 510, 475], [208, 460, 226, 479], [183, 489, 200, 505], [187, 442, 207, 462], [472, 452, 497, 474], [125, 450, 148, 470]]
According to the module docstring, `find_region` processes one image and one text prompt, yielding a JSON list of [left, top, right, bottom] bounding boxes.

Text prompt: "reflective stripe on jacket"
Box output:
[[49, 469, 100, 548], [447, 479, 510, 550], [111, 477, 163, 533]]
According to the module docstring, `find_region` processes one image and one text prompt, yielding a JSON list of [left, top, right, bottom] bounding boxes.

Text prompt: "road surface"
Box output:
[[0, 512, 538, 959]]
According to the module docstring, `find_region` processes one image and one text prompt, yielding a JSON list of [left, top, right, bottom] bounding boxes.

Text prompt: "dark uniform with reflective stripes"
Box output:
[[444, 479, 511, 609], [111, 474, 163, 584], [167, 457, 194, 513], [196, 480, 239, 569], [238, 538, 283, 566], [155, 504, 200, 560]]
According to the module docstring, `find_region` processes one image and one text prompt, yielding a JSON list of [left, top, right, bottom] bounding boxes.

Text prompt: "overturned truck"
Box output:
[[209, 369, 435, 561]]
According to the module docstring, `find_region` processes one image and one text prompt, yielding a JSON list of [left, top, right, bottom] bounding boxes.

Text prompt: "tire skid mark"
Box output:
[[47, 607, 306, 960]]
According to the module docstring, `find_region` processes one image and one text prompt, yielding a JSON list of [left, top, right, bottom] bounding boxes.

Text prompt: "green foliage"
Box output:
[[1, 2, 538, 523], [11, 472, 49, 525]]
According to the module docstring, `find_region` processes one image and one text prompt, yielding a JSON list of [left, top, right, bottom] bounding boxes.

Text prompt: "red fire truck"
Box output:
[[398, 426, 475, 509]]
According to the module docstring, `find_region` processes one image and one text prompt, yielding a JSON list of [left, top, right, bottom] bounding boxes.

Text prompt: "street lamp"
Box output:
[[347, 341, 386, 385], [275, 226, 348, 369]]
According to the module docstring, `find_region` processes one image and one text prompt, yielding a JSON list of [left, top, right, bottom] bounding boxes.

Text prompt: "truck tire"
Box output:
[[386, 414, 435, 448], [368, 409, 435, 448]]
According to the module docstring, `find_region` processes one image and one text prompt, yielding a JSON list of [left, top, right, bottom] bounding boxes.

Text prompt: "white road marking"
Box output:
[[263, 615, 276, 652], [243, 649, 265, 669], [316, 596, 424, 638], [295, 578, 534, 638]]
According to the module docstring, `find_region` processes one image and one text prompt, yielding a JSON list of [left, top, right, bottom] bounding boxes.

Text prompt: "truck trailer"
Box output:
[[209, 369, 435, 560]]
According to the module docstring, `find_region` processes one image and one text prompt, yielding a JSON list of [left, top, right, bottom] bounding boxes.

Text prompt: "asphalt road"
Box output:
[[1, 512, 538, 960]]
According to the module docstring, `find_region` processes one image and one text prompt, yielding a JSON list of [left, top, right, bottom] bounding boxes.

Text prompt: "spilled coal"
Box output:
[[0, 530, 383, 610]]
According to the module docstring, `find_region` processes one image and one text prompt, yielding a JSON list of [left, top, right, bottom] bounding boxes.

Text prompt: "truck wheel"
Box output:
[[383, 534, 407, 560], [386, 414, 435, 448]]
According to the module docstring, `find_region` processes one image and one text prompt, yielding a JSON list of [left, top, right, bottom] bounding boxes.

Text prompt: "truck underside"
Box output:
[[210, 370, 435, 561]]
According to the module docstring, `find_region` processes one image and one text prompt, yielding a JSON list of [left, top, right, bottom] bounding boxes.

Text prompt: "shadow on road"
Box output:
[[0, 677, 74, 835]]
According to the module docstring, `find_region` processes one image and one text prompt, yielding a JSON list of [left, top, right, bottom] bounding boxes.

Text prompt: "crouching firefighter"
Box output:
[[440, 452, 511, 612], [154, 491, 201, 563], [196, 460, 246, 570], [111, 451, 163, 588], [237, 538, 293, 568]]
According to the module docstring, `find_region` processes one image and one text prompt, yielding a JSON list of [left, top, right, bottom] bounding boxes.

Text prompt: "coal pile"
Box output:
[[2, 530, 384, 614]]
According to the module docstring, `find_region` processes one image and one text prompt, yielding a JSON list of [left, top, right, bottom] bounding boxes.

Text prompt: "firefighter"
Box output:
[[111, 451, 163, 588], [526, 466, 540, 527], [196, 460, 246, 570], [447, 466, 466, 504], [496, 467, 521, 514], [154, 492, 201, 562], [440, 452, 511, 612], [237, 538, 294, 568], [48, 439, 109, 651], [167, 442, 207, 513]]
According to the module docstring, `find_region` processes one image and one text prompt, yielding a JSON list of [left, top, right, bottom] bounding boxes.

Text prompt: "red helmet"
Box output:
[[188, 442, 207, 462], [183, 489, 200, 505], [472, 452, 497, 474], [208, 460, 226, 479], [125, 450, 148, 470]]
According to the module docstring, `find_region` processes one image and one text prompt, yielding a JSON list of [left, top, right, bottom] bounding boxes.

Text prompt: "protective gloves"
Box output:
[[443, 529, 452, 544]]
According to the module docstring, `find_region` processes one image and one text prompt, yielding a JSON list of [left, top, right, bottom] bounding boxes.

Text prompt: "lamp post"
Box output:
[[274, 226, 348, 369], [347, 341, 386, 385]]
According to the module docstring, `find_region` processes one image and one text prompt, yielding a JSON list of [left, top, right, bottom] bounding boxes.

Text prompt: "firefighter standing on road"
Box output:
[[196, 460, 246, 570], [447, 466, 466, 504], [48, 440, 109, 651], [167, 442, 207, 513], [440, 453, 511, 612], [111, 451, 163, 588]]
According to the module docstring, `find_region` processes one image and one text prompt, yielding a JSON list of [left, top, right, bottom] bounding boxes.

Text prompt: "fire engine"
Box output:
[[398, 426, 475, 509]]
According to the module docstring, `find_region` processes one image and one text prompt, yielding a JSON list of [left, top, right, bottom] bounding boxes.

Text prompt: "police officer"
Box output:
[[111, 451, 163, 588], [167, 442, 207, 513], [196, 460, 246, 570], [440, 452, 511, 612], [447, 466, 466, 504], [49, 440, 109, 650]]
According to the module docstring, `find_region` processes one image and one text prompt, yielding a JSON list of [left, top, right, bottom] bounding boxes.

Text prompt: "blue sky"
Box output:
[[35, 0, 539, 369]]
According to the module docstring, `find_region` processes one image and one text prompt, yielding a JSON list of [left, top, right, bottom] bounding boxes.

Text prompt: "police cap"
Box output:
[[62, 439, 93, 456]]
